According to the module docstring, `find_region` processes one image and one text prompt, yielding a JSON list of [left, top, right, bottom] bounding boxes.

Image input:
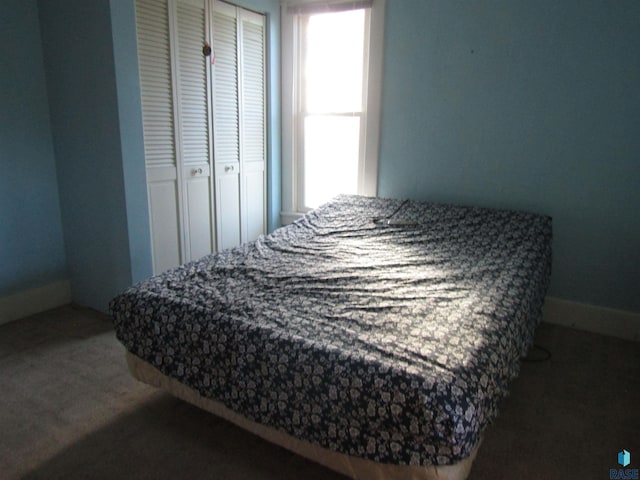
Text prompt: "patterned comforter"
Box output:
[[110, 195, 552, 466]]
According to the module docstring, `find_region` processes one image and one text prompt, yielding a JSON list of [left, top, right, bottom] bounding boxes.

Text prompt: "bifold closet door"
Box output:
[[212, 0, 241, 251], [212, 1, 266, 251], [137, 0, 266, 271], [136, 0, 215, 274], [238, 9, 266, 244], [175, 0, 215, 263]]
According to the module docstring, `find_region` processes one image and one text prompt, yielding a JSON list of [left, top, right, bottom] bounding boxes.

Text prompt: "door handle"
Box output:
[[224, 165, 235, 173], [191, 168, 203, 176]]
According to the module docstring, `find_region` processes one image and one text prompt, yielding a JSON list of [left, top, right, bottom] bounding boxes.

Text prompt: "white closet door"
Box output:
[[212, 0, 266, 250], [138, 0, 266, 267], [239, 9, 266, 243], [174, 0, 215, 261], [212, 1, 242, 251], [137, 0, 215, 274], [136, 0, 183, 274]]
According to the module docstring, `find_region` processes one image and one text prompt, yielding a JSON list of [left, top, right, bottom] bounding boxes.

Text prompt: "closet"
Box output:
[[135, 0, 266, 274]]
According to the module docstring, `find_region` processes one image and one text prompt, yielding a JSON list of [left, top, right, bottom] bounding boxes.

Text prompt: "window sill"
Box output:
[[280, 211, 305, 226]]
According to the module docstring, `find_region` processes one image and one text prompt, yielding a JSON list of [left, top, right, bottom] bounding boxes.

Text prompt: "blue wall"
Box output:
[[379, 0, 640, 312], [38, 0, 134, 310], [109, 0, 154, 285], [0, 0, 68, 296], [13, 0, 635, 315]]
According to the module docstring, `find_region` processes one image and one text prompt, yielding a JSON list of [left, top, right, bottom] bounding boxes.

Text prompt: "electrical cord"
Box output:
[[372, 199, 418, 226]]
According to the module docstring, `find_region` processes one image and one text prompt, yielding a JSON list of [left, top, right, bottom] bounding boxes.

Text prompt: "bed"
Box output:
[[110, 194, 552, 479]]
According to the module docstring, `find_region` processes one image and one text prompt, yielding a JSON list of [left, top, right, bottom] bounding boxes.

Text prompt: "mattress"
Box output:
[[126, 350, 480, 480], [110, 194, 552, 470]]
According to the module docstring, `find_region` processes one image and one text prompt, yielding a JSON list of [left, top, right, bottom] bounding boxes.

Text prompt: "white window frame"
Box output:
[[280, 0, 385, 224]]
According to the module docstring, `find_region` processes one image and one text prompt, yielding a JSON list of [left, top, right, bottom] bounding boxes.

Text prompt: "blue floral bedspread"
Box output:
[[110, 194, 552, 466]]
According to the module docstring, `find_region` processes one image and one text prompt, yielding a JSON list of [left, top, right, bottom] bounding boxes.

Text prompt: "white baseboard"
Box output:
[[0, 280, 72, 325], [543, 296, 640, 341]]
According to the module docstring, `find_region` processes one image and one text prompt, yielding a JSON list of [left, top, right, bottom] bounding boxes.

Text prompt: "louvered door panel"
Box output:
[[175, 0, 214, 261], [136, 0, 183, 273], [176, 0, 210, 166], [137, 0, 175, 167], [240, 14, 265, 165], [212, 1, 241, 250], [239, 10, 266, 243], [212, 3, 239, 165]]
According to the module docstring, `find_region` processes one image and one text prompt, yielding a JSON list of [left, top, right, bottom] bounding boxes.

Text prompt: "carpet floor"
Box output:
[[0, 304, 638, 479]]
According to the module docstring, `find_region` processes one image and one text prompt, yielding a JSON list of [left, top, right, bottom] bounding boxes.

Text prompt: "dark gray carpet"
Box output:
[[0, 305, 637, 479]]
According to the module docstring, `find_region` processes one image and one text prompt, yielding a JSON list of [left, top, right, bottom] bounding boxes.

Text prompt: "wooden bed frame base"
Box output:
[[126, 352, 479, 480]]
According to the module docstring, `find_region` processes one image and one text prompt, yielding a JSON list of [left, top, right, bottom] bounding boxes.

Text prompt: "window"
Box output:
[[281, 0, 385, 222]]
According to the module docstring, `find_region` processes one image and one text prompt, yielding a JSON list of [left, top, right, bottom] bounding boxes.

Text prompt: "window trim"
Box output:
[[280, 0, 385, 224]]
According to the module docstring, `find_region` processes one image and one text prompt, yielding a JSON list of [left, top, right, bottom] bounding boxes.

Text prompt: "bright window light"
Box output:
[[304, 116, 360, 208], [305, 9, 365, 114], [301, 9, 366, 209]]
